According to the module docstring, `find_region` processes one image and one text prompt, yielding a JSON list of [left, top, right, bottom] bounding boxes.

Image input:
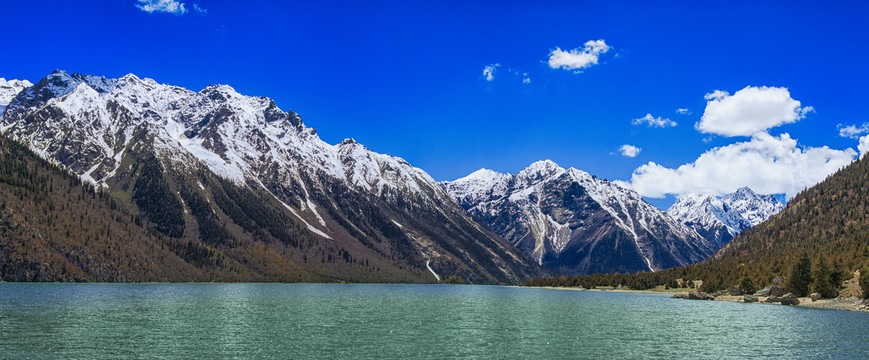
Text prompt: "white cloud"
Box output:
[[704, 90, 729, 101], [136, 0, 187, 15], [838, 123, 869, 139], [620, 144, 641, 157], [859, 135, 869, 158], [547, 39, 611, 72], [627, 133, 856, 199], [676, 108, 691, 115], [696, 86, 813, 137], [632, 113, 677, 128], [193, 4, 207, 15], [508, 69, 531, 84], [482, 64, 499, 81]]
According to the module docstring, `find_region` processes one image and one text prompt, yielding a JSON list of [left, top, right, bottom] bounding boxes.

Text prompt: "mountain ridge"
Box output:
[[667, 187, 784, 248], [443, 160, 716, 275], [0, 70, 545, 284]]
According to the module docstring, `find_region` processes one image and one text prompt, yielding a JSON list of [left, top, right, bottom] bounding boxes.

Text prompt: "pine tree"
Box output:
[[812, 255, 837, 298], [739, 276, 758, 294], [787, 253, 813, 297], [830, 259, 848, 290]]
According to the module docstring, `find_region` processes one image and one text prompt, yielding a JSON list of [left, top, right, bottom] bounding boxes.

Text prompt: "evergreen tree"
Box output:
[[830, 259, 848, 290], [812, 255, 837, 298], [787, 253, 813, 297], [739, 276, 758, 294]]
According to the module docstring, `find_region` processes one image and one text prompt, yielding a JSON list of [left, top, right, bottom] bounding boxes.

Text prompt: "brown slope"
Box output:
[[0, 134, 209, 282]]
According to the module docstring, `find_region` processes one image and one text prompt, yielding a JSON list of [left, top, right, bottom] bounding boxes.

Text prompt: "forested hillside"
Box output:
[[0, 135, 209, 281], [525, 156, 869, 292], [0, 134, 410, 282]]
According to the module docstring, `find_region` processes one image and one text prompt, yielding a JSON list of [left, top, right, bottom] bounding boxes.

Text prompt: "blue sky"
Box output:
[[3, 1, 867, 208]]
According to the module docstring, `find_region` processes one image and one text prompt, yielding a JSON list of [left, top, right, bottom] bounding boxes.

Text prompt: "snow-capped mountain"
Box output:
[[0, 78, 33, 116], [0, 70, 545, 284], [667, 187, 785, 248], [443, 160, 715, 275]]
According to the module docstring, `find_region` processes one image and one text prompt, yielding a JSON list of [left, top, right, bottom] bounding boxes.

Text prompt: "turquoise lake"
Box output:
[[1, 283, 867, 359]]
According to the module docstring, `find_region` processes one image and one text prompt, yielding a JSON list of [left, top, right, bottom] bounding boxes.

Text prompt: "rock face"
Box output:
[[443, 161, 715, 275], [743, 295, 759, 303], [667, 187, 784, 248], [765, 296, 782, 303], [781, 293, 800, 306], [0, 71, 546, 284]]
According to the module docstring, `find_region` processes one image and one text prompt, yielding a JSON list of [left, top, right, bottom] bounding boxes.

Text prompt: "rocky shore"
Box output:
[[672, 289, 869, 313], [670, 273, 869, 313]]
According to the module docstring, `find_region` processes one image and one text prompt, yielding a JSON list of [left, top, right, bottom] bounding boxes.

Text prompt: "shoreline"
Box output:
[[522, 286, 869, 313]]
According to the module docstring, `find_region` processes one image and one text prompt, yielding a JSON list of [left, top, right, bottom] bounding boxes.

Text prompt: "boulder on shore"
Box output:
[[755, 284, 785, 297], [671, 293, 688, 299], [688, 291, 715, 301], [728, 285, 743, 296], [743, 295, 759, 303], [765, 296, 782, 303], [811, 293, 822, 301], [781, 293, 800, 306], [754, 287, 770, 296]]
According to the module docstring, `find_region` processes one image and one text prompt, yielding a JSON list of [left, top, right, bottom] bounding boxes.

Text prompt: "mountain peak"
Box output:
[[50, 69, 70, 77], [730, 186, 757, 198], [0, 78, 33, 88], [465, 168, 503, 180], [519, 159, 563, 179], [669, 187, 784, 247], [0, 78, 34, 115]]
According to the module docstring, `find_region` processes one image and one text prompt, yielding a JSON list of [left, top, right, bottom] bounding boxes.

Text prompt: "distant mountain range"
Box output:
[[530, 150, 869, 293], [0, 70, 790, 283], [443, 160, 715, 275], [667, 187, 784, 248], [0, 71, 544, 284]]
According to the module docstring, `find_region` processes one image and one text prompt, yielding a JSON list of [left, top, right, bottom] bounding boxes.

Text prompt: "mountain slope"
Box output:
[[443, 160, 715, 275], [667, 187, 784, 248], [0, 134, 250, 282], [0, 71, 545, 284]]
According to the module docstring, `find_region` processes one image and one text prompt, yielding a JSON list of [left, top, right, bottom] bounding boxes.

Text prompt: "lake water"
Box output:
[[1, 284, 867, 359]]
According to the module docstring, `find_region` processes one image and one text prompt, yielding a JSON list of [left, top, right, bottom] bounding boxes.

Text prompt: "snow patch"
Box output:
[[425, 259, 440, 281]]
